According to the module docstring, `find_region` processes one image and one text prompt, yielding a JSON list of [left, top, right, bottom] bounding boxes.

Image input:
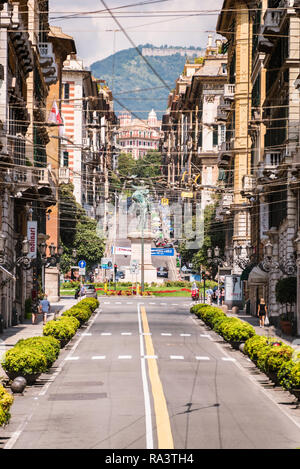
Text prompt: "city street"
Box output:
[[2, 298, 300, 450]]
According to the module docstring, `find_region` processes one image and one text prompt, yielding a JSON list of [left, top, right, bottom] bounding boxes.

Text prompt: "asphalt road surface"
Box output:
[[2, 297, 300, 449]]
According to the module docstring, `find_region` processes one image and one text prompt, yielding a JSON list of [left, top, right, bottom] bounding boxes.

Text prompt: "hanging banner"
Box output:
[[27, 221, 37, 259]]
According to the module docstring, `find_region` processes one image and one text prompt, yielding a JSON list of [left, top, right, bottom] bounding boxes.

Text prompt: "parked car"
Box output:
[[75, 284, 97, 299], [157, 267, 168, 278], [116, 270, 125, 281]]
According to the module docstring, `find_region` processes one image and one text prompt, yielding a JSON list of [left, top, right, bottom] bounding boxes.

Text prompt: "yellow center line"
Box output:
[[140, 305, 174, 449]]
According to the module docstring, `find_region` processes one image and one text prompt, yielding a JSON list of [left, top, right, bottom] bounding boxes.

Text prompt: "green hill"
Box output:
[[90, 45, 203, 120]]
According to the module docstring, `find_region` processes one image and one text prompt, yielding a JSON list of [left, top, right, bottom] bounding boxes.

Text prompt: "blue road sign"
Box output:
[[78, 260, 86, 269], [151, 248, 175, 257]]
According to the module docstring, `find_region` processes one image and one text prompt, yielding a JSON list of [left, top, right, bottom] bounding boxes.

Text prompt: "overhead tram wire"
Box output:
[[50, 0, 172, 21], [99, 0, 172, 93]]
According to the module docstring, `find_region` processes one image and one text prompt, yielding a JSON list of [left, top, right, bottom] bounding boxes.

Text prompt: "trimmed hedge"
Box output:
[[14, 336, 60, 368], [61, 297, 99, 325], [191, 303, 255, 344], [0, 384, 14, 427], [43, 316, 80, 346], [2, 346, 48, 377]]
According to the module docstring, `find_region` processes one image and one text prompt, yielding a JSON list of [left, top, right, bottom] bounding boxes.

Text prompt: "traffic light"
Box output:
[[114, 264, 117, 277]]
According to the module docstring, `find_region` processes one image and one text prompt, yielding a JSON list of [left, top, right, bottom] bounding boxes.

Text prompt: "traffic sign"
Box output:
[[79, 267, 86, 276], [78, 260, 86, 269], [130, 259, 139, 274], [101, 257, 113, 269], [151, 248, 174, 257]]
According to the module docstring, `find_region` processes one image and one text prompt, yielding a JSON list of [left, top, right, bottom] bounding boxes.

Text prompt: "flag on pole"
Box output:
[[49, 100, 64, 136]]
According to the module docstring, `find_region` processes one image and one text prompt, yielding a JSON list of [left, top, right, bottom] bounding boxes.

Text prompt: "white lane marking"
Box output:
[[126, 302, 133, 304], [200, 334, 210, 338], [180, 333, 191, 337], [104, 302, 110, 304], [170, 355, 184, 360], [144, 355, 158, 359], [82, 333, 92, 336], [65, 356, 79, 361], [172, 304, 178, 306], [121, 332, 132, 336], [142, 332, 152, 336], [161, 333, 172, 336], [4, 309, 101, 450], [160, 303, 167, 306], [101, 332, 112, 336], [92, 356, 106, 360], [221, 357, 236, 362], [118, 355, 132, 359], [212, 335, 300, 432], [196, 356, 210, 361], [137, 303, 154, 449]]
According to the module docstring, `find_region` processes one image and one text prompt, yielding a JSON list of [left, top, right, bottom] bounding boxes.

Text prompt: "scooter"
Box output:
[[191, 288, 199, 301]]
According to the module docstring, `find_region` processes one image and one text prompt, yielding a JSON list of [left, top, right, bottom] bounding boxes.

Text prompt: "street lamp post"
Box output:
[[207, 246, 226, 305]]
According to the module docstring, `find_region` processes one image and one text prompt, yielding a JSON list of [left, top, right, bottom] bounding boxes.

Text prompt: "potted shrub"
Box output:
[[275, 277, 297, 336], [0, 384, 14, 427], [278, 360, 300, 400], [2, 347, 48, 384]]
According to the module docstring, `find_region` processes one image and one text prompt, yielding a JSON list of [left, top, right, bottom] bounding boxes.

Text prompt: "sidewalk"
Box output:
[[227, 309, 299, 348], [0, 297, 77, 364]]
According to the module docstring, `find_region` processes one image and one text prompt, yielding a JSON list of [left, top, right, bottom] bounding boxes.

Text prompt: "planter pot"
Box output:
[[59, 338, 70, 348], [267, 371, 279, 385], [230, 341, 244, 350], [5, 371, 41, 385], [280, 320, 292, 336], [291, 389, 300, 401]]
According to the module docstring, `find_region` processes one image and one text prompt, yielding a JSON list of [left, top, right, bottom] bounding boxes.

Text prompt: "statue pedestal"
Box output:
[[125, 230, 157, 284]]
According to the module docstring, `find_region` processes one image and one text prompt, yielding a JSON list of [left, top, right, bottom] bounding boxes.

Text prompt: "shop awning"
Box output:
[[240, 263, 256, 281], [248, 265, 268, 285]]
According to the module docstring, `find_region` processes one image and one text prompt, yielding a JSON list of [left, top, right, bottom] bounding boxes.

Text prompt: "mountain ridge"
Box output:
[[90, 44, 204, 119]]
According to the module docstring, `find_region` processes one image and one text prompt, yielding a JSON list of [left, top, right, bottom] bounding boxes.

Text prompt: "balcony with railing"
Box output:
[[262, 8, 282, 38], [58, 167, 70, 184], [265, 151, 282, 168], [218, 141, 233, 169], [38, 42, 58, 85], [223, 84, 235, 100]]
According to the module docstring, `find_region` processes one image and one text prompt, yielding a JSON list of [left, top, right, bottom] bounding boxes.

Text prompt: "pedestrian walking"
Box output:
[[79, 283, 86, 299], [221, 288, 225, 305], [39, 294, 51, 325], [257, 297, 268, 328]]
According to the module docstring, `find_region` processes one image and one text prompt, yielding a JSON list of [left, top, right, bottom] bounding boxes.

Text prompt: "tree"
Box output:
[[74, 216, 105, 270], [177, 202, 225, 276], [135, 151, 162, 180], [58, 183, 105, 273], [192, 203, 225, 275]]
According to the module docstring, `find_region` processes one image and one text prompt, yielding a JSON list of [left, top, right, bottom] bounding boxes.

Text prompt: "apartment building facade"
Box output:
[[117, 110, 161, 160]]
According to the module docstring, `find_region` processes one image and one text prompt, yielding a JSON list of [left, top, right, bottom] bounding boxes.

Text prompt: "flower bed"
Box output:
[[0, 384, 14, 427]]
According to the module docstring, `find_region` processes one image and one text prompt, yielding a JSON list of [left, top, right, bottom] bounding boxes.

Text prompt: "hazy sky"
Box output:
[[49, 0, 224, 66]]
